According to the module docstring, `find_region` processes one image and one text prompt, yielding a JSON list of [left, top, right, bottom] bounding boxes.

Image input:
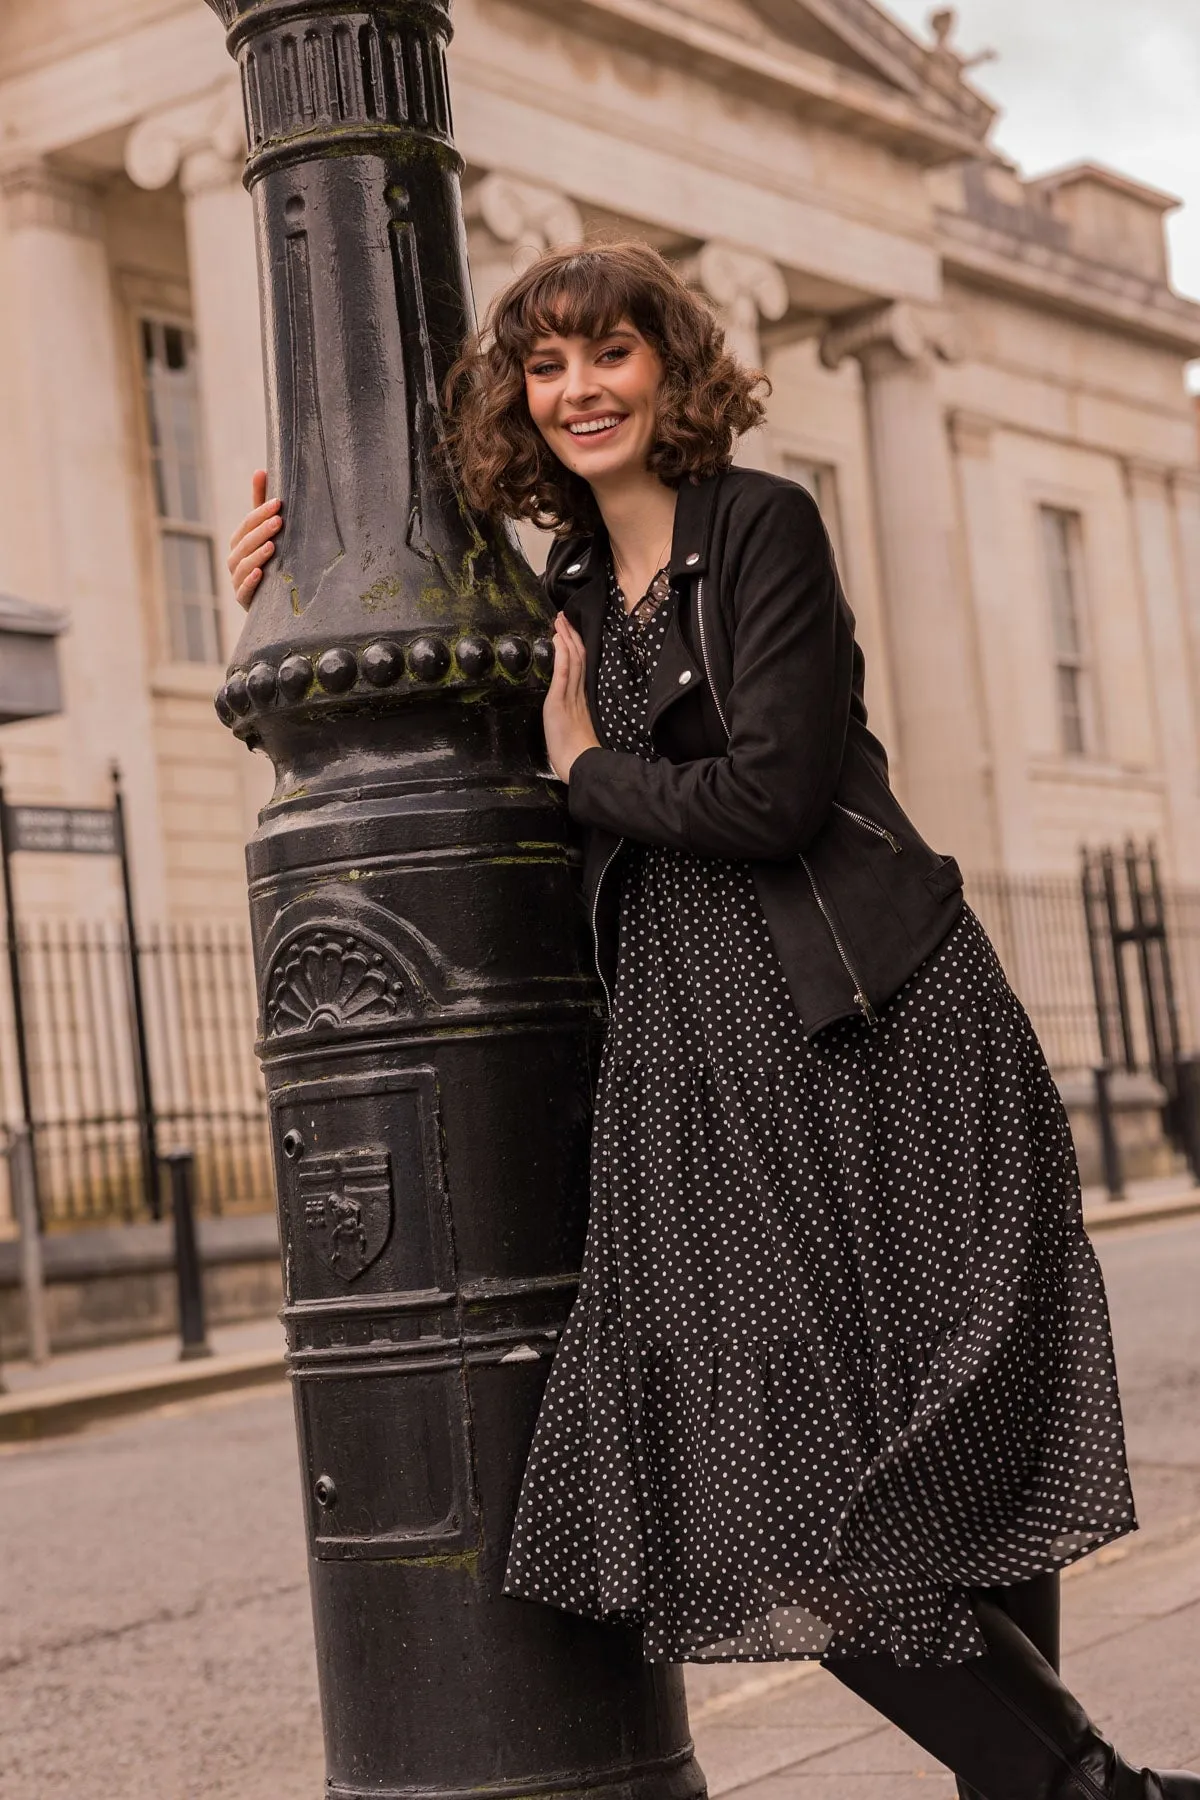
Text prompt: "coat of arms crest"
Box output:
[[299, 1149, 393, 1281]]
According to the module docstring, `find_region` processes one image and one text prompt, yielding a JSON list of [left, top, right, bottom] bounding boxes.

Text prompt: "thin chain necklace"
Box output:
[[611, 532, 673, 617]]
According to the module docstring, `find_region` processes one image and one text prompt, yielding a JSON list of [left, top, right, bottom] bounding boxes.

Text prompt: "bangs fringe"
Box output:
[[498, 255, 650, 352]]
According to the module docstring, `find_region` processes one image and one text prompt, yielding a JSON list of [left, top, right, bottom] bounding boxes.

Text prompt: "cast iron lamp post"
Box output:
[[201, 4, 704, 1797]]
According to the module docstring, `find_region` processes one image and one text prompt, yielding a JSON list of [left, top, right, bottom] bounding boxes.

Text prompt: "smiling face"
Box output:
[[523, 321, 666, 491]]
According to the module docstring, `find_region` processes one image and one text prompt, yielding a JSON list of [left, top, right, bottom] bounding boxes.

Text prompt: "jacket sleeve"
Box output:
[[566, 484, 852, 862]]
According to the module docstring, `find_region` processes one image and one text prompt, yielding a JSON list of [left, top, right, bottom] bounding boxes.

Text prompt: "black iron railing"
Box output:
[[1, 855, 1198, 1230], [0, 918, 270, 1229]]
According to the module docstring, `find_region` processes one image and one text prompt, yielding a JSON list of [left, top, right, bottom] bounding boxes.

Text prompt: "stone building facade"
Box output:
[[1, 0, 1200, 932]]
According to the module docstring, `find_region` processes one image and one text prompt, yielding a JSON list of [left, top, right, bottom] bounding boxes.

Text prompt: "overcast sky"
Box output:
[[883, 0, 1200, 303]]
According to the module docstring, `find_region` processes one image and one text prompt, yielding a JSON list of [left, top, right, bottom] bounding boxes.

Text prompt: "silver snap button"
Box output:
[[565, 563, 582, 576], [685, 553, 700, 566], [679, 670, 692, 684]]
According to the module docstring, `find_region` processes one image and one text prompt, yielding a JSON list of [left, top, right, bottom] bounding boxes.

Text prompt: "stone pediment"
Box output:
[[522, 0, 998, 155], [746, 0, 994, 135]]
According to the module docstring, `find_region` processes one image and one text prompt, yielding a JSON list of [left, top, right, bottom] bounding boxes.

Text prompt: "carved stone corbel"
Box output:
[[124, 81, 246, 197], [691, 240, 788, 370], [820, 299, 963, 374], [467, 173, 583, 268]]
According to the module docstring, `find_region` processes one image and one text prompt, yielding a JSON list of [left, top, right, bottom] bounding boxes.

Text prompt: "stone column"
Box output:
[[125, 82, 273, 835], [694, 241, 787, 469], [822, 302, 998, 868], [1125, 457, 1200, 882], [0, 164, 168, 915], [949, 410, 1030, 868], [465, 172, 583, 324]]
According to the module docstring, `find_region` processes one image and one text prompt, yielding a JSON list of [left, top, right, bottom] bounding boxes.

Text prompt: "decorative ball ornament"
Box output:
[[455, 635, 494, 679], [360, 641, 405, 688], [316, 647, 358, 694], [496, 635, 532, 678], [247, 662, 279, 707], [407, 636, 452, 682], [278, 654, 314, 701]]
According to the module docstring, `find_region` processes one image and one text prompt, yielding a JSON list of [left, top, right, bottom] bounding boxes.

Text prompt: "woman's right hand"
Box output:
[[228, 470, 283, 610]]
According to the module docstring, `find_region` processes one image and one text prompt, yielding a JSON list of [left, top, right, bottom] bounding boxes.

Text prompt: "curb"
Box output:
[[0, 1348, 285, 1443], [1083, 1191, 1200, 1234]]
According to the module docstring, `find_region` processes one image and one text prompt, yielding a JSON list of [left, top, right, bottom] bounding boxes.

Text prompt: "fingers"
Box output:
[[228, 483, 283, 608], [228, 499, 281, 557]]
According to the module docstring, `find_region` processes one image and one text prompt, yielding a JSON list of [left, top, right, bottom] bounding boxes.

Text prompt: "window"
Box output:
[[1039, 506, 1094, 757], [783, 456, 843, 564], [140, 320, 222, 665]]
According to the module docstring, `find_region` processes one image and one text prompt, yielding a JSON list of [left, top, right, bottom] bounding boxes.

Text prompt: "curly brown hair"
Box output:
[[443, 240, 769, 533]]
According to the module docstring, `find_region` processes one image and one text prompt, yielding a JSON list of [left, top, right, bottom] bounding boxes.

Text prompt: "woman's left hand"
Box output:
[[543, 613, 601, 782]]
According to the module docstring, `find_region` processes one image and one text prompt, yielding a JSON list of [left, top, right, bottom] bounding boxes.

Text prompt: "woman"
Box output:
[[229, 242, 1198, 1800]]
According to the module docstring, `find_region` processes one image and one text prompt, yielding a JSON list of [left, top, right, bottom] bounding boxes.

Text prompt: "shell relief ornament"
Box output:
[[264, 926, 413, 1039]]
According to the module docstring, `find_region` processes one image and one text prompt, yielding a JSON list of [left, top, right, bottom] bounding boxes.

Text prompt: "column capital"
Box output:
[[0, 164, 102, 237], [466, 173, 582, 265], [820, 300, 962, 374], [1122, 455, 1174, 497], [124, 81, 246, 197]]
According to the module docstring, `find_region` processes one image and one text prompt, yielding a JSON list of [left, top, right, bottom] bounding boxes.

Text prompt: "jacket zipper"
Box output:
[[834, 800, 902, 854], [589, 839, 622, 1013], [695, 577, 730, 737], [695, 575, 877, 1026], [799, 854, 877, 1024]]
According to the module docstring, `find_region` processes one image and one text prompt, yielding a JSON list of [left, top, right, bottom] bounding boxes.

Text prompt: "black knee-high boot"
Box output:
[[825, 1590, 1200, 1800], [956, 1573, 1062, 1800]]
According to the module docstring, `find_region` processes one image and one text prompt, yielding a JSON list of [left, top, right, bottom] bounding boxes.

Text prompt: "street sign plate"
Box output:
[[7, 805, 119, 856]]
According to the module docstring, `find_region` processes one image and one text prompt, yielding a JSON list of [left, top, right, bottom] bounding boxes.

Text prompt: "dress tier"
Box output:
[[503, 567, 1134, 1667]]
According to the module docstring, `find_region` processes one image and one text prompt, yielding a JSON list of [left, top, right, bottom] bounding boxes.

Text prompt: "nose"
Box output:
[[562, 353, 602, 410]]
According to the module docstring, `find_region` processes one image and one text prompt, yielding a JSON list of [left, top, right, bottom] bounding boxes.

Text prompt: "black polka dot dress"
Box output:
[[503, 566, 1135, 1668]]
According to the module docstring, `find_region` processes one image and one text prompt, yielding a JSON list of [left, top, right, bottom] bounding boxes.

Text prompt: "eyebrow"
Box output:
[[525, 327, 640, 357]]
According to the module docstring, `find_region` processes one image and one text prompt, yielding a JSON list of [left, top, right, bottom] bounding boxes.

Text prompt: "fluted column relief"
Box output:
[[822, 302, 997, 867], [0, 164, 169, 912]]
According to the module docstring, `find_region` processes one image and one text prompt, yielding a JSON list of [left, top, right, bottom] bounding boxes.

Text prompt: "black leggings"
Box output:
[[823, 1573, 1135, 1800]]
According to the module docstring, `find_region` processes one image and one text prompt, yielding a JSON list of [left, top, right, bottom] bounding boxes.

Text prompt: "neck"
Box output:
[[591, 469, 678, 579]]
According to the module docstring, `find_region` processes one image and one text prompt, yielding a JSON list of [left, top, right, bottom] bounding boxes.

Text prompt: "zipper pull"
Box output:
[[854, 991, 878, 1026]]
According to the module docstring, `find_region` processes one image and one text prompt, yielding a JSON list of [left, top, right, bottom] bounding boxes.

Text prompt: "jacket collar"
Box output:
[[547, 468, 724, 602]]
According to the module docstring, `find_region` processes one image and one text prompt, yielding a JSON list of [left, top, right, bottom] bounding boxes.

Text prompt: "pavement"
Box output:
[[0, 1210, 1198, 1798]]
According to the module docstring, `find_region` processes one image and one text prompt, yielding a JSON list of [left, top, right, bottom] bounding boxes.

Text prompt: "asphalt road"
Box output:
[[1, 1216, 1197, 1800]]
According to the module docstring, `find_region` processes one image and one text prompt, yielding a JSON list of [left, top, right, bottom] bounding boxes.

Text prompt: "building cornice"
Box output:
[[505, 0, 994, 168], [937, 207, 1200, 358]]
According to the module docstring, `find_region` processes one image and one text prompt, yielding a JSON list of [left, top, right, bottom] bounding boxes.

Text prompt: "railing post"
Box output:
[[1093, 1065, 1126, 1203], [198, 6, 701, 1800], [10, 1125, 50, 1363], [163, 1148, 212, 1361]]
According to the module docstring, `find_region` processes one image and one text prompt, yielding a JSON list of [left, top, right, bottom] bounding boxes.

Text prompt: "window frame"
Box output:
[[137, 312, 224, 670], [1038, 502, 1099, 760]]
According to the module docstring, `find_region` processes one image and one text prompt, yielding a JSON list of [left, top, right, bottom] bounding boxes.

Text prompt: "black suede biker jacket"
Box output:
[[550, 465, 965, 1037]]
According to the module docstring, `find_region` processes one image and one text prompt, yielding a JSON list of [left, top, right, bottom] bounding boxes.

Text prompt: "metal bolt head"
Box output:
[[282, 1129, 305, 1161], [314, 1474, 338, 1508]]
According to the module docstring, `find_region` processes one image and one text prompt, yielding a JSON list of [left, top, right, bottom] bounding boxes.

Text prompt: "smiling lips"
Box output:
[[566, 414, 627, 437]]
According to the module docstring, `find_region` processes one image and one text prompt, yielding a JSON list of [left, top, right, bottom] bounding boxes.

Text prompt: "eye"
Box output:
[[526, 358, 562, 378], [598, 345, 631, 364]]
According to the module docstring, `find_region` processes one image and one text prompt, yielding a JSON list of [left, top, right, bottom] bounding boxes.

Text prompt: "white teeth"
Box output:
[[568, 416, 624, 436]]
